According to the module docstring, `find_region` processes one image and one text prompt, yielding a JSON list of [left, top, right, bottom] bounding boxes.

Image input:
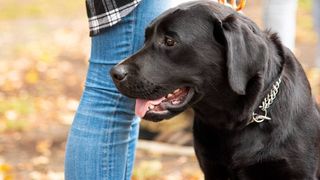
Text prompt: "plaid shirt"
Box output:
[[86, 0, 141, 36]]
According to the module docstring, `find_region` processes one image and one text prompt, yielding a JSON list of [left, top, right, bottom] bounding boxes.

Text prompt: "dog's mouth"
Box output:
[[135, 87, 194, 120]]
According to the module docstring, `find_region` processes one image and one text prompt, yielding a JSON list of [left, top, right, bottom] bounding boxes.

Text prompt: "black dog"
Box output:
[[110, 1, 320, 179]]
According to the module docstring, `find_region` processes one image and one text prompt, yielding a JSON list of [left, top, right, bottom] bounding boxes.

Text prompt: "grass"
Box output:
[[0, 98, 34, 116], [0, 97, 34, 132], [299, 0, 312, 12], [0, 0, 84, 20], [296, 0, 318, 44]]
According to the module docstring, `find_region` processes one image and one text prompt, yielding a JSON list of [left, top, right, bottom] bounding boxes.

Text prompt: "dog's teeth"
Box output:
[[171, 100, 180, 105], [167, 93, 174, 98], [149, 105, 155, 110], [173, 89, 180, 94]]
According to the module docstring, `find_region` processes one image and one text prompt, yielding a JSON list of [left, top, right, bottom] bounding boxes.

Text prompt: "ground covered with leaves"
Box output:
[[0, 0, 319, 179]]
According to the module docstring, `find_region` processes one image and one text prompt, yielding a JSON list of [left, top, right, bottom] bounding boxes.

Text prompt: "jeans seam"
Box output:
[[101, 11, 137, 179], [129, 12, 136, 56], [125, 118, 140, 180], [131, 10, 138, 55], [102, 93, 123, 180], [119, 6, 138, 180]]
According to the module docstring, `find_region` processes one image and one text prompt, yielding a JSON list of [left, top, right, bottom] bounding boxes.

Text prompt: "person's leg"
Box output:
[[263, 0, 298, 51], [65, 1, 174, 179]]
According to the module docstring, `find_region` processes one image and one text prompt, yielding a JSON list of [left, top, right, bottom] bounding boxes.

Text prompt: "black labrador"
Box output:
[[110, 1, 320, 179]]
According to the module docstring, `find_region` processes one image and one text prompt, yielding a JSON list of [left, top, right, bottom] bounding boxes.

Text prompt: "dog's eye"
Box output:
[[164, 36, 176, 47]]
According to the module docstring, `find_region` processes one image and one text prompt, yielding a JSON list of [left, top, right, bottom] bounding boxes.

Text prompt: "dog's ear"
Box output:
[[214, 14, 268, 95]]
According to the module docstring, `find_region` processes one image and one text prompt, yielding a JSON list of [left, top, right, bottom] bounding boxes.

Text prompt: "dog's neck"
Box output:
[[262, 34, 285, 93], [246, 35, 285, 125], [193, 33, 286, 130]]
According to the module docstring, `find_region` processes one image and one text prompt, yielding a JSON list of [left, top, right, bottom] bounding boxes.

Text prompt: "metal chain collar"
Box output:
[[248, 78, 282, 125]]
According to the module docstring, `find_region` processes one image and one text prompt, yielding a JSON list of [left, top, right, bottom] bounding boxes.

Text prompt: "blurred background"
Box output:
[[0, 0, 319, 179]]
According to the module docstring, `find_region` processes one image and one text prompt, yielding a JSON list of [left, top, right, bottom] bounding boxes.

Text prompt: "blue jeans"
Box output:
[[263, 0, 298, 51], [64, 1, 178, 179]]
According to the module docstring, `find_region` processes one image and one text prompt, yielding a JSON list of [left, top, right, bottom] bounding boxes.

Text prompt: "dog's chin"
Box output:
[[143, 111, 178, 122], [140, 88, 196, 122]]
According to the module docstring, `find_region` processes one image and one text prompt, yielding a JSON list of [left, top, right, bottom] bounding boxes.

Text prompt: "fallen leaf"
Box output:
[[36, 140, 52, 156], [25, 69, 39, 84]]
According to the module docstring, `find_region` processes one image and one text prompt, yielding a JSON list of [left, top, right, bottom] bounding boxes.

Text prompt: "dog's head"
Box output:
[[110, 1, 268, 121]]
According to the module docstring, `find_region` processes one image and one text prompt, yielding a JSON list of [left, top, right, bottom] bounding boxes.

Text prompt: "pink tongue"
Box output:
[[135, 97, 165, 118]]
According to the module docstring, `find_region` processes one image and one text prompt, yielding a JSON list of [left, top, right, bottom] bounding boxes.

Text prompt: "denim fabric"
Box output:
[[263, 0, 298, 51], [64, 1, 175, 179]]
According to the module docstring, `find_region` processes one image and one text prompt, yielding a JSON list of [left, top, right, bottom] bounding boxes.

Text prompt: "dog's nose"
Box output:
[[110, 65, 129, 82]]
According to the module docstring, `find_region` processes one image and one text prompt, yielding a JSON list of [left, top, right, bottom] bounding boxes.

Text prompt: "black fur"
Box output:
[[110, 1, 320, 179]]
